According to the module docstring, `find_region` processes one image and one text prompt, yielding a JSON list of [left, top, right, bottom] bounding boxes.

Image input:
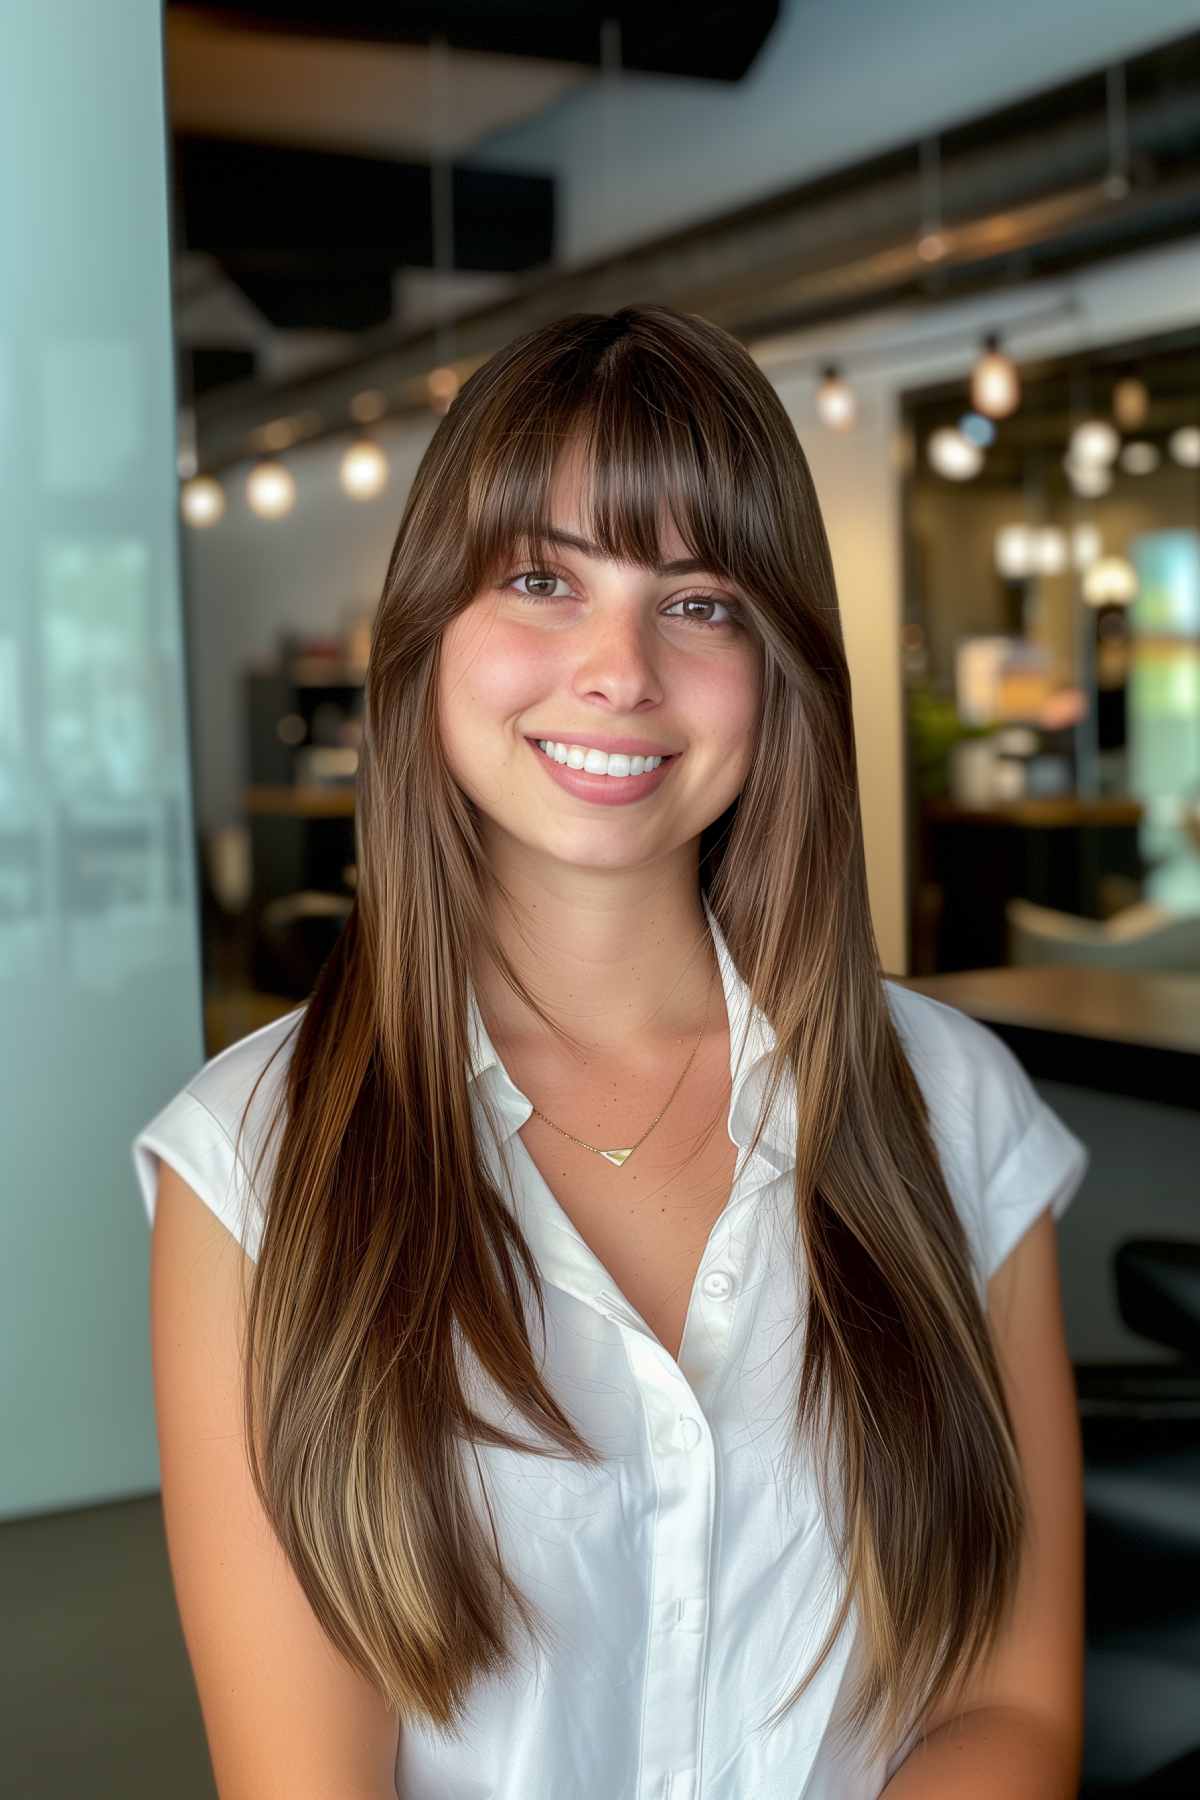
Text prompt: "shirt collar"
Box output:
[[466, 891, 795, 1175]]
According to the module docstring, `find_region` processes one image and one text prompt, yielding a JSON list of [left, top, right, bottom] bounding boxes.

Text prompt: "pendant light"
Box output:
[[816, 365, 856, 429], [340, 437, 389, 500], [246, 459, 296, 519], [971, 332, 1020, 419]]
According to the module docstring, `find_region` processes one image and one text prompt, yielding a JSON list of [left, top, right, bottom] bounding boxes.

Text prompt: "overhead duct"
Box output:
[[190, 25, 1200, 472]]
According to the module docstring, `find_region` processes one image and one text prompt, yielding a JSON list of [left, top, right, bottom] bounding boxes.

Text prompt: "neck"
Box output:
[[473, 863, 717, 1063]]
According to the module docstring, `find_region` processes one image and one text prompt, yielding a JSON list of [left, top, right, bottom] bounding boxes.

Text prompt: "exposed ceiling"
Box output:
[[166, 2, 782, 395], [167, 7, 1200, 478]]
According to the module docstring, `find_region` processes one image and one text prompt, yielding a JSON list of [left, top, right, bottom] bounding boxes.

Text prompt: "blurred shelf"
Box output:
[[290, 658, 366, 687], [246, 657, 367, 687], [245, 785, 356, 817], [922, 797, 1144, 826]]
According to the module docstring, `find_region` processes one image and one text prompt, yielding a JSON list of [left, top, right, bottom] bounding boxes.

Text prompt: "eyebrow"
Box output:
[[534, 527, 716, 579]]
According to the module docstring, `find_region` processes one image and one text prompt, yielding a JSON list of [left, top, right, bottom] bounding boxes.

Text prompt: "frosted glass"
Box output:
[[0, 0, 201, 1517]]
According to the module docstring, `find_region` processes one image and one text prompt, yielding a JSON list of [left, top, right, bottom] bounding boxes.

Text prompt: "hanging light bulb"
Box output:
[[970, 333, 1020, 418], [1119, 441, 1159, 476], [1112, 376, 1148, 429], [1064, 457, 1112, 497], [816, 365, 856, 430], [927, 426, 982, 480], [246, 459, 296, 519], [1082, 556, 1137, 606], [995, 524, 1033, 579], [340, 438, 389, 500], [1169, 426, 1200, 467], [1069, 419, 1120, 466], [180, 474, 225, 527], [1031, 527, 1068, 575]]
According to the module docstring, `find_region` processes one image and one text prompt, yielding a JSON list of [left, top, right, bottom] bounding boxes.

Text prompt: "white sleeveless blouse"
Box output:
[[132, 896, 1089, 1798]]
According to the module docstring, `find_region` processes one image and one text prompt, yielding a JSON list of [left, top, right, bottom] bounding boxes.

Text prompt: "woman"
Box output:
[[134, 303, 1090, 1798]]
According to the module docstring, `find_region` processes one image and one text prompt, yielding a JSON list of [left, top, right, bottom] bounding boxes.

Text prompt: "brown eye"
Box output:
[[505, 569, 570, 603], [663, 595, 743, 631]]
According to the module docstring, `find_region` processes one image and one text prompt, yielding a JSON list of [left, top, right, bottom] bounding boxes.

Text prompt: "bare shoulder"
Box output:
[[149, 1162, 400, 1797], [923, 1206, 1084, 1770]]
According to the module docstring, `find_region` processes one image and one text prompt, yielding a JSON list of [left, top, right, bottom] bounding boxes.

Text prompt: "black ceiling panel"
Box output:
[[169, 1, 782, 82], [184, 344, 259, 400], [174, 134, 555, 267], [173, 132, 555, 328]]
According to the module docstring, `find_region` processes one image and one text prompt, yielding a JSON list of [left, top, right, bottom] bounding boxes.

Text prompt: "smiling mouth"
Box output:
[[526, 736, 680, 800], [528, 739, 678, 774]]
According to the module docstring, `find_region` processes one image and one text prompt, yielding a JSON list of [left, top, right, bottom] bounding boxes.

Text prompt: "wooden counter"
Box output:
[[894, 965, 1200, 1111]]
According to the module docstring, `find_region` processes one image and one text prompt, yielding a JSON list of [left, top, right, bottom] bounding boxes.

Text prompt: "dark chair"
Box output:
[[251, 889, 353, 999], [1076, 1240, 1200, 1796]]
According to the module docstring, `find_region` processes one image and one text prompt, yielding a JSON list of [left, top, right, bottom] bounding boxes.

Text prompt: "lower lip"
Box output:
[[526, 739, 678, 806]]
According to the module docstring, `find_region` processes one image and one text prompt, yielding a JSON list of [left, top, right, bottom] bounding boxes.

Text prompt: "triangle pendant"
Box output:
[[599, 1147, 634, 1167]]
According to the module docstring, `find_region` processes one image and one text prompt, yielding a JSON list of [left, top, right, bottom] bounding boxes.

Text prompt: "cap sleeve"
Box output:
[[131, 1087, 264, 1262], [886, 983, 1090, 1292], [977, 1043, 1090, 1283]]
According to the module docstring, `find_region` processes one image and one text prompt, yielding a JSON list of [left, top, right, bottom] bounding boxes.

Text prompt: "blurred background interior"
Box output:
[[4, 2, 1200, 1795]]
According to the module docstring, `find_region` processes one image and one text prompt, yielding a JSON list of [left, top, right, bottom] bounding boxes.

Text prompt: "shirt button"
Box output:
[[677, 1415, 702, 1452], [701, 1269, 734, 1300]]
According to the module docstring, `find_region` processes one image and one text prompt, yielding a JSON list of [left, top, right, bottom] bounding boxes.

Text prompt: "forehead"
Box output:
[[541, 438, 695, 566]]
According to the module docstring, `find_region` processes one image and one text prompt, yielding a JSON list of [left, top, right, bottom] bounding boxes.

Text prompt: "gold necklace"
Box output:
[[527, 959, 716, 1168]]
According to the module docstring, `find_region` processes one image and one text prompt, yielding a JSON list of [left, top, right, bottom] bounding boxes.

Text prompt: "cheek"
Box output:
[[694, 652, 761, 766], [441, 611, 552, 725]]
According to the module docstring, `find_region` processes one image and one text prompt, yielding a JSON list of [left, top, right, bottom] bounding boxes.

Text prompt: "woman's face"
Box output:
[[437, 450, 762, 874]]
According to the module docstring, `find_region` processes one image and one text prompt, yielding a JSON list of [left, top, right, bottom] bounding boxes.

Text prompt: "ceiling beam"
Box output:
[[189, 25, 1200, 470]]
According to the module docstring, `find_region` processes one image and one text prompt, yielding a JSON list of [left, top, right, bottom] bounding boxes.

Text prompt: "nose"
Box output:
[[569, 604, 663, 713]]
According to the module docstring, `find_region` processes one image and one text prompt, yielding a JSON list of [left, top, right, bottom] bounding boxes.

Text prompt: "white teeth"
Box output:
[[536, 739, 664, 777]]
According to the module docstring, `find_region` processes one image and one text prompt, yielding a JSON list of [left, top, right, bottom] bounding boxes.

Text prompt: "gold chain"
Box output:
[[528, 958, 716, 1168]]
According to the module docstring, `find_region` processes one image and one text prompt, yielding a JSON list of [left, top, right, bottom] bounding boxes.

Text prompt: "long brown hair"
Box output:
[[231, 303, 1025, 1767]]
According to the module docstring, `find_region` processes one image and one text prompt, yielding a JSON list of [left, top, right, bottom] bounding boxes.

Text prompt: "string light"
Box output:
[[1068, 419, 1120, 466], [246, 459, 296, 519], [1119, 441, 1159, 475], [996, 522, 1095, 578], [339, 438, 389, 500], [816, 365, 856, 429], [1064, 457, 1112, 497], [1169, 426, 1200, 467], [180, 475, 225, 527], [1082, 555, 1137, 605], [970, 333, 1020, 418], [1112, 376, 1148, 429], [995, 524, 1033, 578], [927, 426, 982, 480]]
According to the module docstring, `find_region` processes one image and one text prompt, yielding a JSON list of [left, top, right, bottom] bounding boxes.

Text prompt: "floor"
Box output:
[[5, 1489, 1198, 1796], [0, 1492, 215, 1797]]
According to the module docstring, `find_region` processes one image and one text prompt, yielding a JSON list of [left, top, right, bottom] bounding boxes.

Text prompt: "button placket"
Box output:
[[624, 1334, 714, 1799]]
